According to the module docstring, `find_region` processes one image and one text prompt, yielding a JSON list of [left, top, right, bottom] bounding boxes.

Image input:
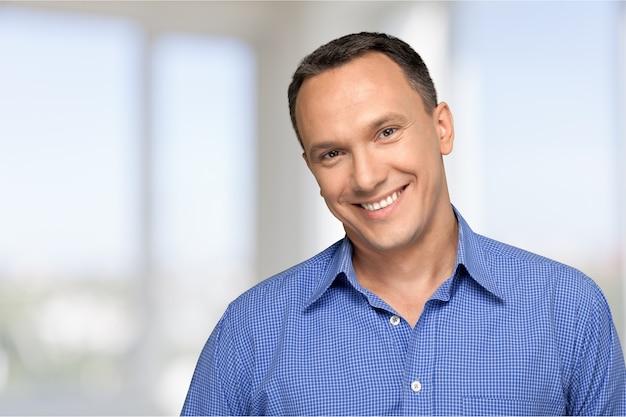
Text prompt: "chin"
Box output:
[[357, 234, 417, 254]]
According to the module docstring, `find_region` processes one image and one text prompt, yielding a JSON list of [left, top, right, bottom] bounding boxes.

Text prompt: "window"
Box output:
[[0, 6, 256, 414], [444, 1, 625, 336]]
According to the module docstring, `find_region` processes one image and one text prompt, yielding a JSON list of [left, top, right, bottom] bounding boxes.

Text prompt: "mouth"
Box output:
[[360, 189, 403, 212]]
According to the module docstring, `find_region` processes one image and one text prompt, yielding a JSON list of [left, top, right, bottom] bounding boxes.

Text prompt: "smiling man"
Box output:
[[296, 50, 456, 328], [182, 32, 626, 416]]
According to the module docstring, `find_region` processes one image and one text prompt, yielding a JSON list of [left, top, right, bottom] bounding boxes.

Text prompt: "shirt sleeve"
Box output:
[[181, 307, 251, 416], [566, 279, 626, 416]]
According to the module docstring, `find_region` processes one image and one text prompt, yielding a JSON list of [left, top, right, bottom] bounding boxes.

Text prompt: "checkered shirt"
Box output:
[[182, 208, 626, 416]]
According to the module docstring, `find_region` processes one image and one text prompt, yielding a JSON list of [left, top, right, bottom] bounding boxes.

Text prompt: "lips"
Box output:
[[360, 190, 402, 211]]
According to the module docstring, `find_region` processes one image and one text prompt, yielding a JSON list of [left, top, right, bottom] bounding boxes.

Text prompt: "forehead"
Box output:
[[295, 52, 423, 144]]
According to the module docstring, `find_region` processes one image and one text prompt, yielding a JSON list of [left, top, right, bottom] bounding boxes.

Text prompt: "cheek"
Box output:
[[388, 143, 424, 171], [313, 171, 342, 200], [398, 135, 441, 167], [319, 182, 343, 203], [316, 172, 353, 211]]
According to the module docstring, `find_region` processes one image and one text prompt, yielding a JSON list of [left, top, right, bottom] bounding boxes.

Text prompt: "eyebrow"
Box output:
[[307, 141, 337, 158], [368, 113, 408, 130]]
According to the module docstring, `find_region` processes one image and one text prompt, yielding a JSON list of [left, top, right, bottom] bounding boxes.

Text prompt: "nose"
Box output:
[[350, 148, 386, 193]]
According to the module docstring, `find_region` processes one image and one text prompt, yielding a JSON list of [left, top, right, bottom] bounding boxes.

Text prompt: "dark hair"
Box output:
[[288, 32, 438, 148]]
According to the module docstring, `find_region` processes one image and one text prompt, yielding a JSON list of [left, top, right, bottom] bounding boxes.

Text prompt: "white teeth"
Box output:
[[361, 191, 401, 211]]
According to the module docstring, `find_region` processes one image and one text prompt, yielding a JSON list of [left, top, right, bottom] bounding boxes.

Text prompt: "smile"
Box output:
[[360, 190, 402, 211]]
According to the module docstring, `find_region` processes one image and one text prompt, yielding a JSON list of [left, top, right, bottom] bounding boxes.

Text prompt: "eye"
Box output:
[[322, 150, 341, 159], [379, 127, 397, 139]]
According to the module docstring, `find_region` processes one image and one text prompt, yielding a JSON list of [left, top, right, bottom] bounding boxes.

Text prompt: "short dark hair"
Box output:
[[288, 32, 438, 148]]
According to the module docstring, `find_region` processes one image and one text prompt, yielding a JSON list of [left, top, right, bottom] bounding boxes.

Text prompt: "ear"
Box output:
[[434, 102, 455, 156]]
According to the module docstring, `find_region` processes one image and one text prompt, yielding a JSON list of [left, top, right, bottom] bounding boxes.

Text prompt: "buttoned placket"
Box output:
[[384, 311, 428, 413], [384, 305, 437, 415], [406, 303, 437, 415]]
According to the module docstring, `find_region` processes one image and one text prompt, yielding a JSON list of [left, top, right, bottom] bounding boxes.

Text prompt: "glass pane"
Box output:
[[448, 1, 624, 337], [151, 33, 256, 413], [0, 6, 141, 413]]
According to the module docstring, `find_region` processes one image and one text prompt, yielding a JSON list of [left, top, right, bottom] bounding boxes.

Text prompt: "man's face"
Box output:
[[296, 52, 454, 256]]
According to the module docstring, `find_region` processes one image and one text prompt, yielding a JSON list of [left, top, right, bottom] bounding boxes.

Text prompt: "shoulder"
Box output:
[[468, 234, 625, 414], [476, 233, 603, 298], [455, 208, 602, 306], [191, 239, 345, 409], [472, 230, 616, 325], [220, 239, 343, 329]]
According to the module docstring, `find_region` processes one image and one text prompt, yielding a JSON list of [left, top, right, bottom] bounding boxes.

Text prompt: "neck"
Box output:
[[353, 206, 458, 281], [351, 205, 459, 326]]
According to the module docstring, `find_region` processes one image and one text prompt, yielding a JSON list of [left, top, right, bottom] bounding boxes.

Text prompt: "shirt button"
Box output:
[[411, 380, 422, 393], [390, 315, 401, 326]]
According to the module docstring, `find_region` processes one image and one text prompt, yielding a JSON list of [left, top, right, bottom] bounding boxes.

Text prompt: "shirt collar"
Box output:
[[304, 236, 355, 310], [304, 205, 505, 310], [453, 206, 505, 301]]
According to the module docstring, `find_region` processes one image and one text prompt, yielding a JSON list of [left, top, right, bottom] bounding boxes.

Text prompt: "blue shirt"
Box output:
[[182, 209, 626, 416]]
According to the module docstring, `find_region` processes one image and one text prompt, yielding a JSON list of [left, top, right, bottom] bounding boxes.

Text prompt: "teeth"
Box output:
[[361, 191, 401, 211]]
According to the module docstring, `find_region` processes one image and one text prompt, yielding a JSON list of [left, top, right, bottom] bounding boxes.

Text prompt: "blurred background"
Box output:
[[0, 1, 624, 414]]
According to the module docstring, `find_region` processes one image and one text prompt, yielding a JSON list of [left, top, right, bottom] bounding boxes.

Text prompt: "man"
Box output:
[[182, 32, 626, 416]]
